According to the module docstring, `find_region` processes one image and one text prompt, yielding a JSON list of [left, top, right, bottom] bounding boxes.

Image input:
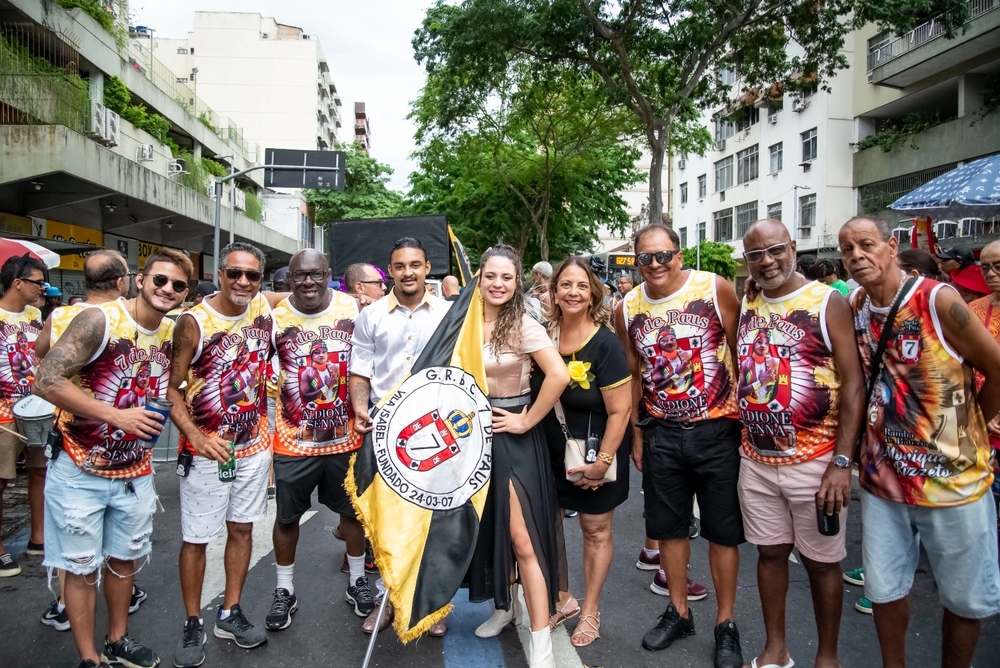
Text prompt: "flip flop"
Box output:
[[548, 595, 580, 631], [751, 657, 795, 668], [570, 613, 601, 647]]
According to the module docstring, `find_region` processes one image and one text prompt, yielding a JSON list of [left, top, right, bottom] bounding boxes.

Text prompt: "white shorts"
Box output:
[[179, 448, 271, 543]]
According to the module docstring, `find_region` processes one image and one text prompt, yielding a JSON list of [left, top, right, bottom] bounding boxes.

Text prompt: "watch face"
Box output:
[[834, 455, 851, 468]]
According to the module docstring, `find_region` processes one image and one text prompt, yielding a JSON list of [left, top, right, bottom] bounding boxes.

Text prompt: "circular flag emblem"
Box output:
[[371, 367, 493, 510]]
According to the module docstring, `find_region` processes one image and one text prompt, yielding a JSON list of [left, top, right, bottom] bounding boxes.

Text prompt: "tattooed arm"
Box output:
[[167, 313, 231, 463], [936, 287, 1000, 418], [33, 307, 164, 440]]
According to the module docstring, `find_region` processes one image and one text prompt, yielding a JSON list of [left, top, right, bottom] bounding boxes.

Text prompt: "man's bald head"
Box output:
[[980, 240, 1000, 297], [84, 249, 129, 296], [743, 218, 798, 293], [442, 275, 460, 298], [744, 218, 791, 247], [289, 248, 328, 273]]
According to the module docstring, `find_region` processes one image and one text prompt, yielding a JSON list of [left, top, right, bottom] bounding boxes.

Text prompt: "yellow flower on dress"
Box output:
[[567, 359, 594, 390]]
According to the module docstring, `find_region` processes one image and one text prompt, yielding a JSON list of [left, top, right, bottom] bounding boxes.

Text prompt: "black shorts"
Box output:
[[274, 452, 356, 524], [642, 417, 745, 546]]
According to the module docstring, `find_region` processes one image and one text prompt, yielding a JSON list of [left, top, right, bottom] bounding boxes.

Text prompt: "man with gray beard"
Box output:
[[737, 220, 864, 668]]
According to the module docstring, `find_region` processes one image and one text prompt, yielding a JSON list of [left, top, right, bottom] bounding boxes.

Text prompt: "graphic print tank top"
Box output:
[[272, 292, 361, 456], [0, 305, 43, 424], [855, 278, 993, 507], [58, 300, 173, 478], [623, 271, 737, 422], [179, 294, 273, 459], [738, 282, 840, 465]]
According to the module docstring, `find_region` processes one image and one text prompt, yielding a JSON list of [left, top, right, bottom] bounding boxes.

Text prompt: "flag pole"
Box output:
[[360, 590, 391, 668]]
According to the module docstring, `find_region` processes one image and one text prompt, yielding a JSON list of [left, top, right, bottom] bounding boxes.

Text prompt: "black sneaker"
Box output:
[[26, 540, 44, 556], [265, 587, 298, 631], [78, 661, 112, 668], [0, 552, 21, 577], [173, 617, 206, 668], [346, 576, 376, 617], [713, 619, 744, 668], [689, 517, 700, 539], [102, 631, 160, 668], [41, 599, 70, 631], [129, 584, 148, 614], [213, 604, 267, 648], [642, 602, 695, 651]]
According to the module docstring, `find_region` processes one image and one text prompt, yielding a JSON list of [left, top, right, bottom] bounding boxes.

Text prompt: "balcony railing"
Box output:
[[867, 0, 1000, 71]]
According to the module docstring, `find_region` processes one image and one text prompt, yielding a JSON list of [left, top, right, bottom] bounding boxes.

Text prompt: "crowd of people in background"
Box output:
[[0, 217, 998, 668]]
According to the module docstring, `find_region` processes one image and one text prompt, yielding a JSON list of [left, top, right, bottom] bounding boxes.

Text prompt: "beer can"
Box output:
[[139, 397, 173, 449], [218, 442, 236, 483]]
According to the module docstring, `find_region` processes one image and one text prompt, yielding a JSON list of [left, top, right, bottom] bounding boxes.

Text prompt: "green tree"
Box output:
[[409, 57, 642, 262], [681, 241, 738, 280], [306, 142, 406, 223], [413, 0, 968, 228]]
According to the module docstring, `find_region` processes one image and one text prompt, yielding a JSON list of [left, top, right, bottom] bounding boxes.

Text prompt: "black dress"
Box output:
[[532, 325, 632, 515]]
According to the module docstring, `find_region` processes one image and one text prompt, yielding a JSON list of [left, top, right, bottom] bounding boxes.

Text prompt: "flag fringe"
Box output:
[[346, 453, 451, 644]]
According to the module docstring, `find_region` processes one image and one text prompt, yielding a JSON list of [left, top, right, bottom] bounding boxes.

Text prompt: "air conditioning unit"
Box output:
[[801, 162, 812, 172], [105, 110, 120, 147], [715, 139, 726, 151], [260, 210, 268, 221], [90, 102, 108, 141], [768, 113, 778, 124], [798, 226, 812, 239], [792, 98, 809, 113], [720, 190, 726, 201], [168, 158, 186, 175], [206, 184, 216, 198], [678, 159, 686, 170], [233, 188, 247, 211], [138, 143, 154, 162]]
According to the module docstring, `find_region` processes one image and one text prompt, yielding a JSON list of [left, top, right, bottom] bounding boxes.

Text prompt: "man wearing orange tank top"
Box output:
[[841, 217, 1000, 668]]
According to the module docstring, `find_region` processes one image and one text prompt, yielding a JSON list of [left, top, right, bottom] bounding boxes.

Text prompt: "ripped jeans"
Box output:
[[43, 455, 155, 578]]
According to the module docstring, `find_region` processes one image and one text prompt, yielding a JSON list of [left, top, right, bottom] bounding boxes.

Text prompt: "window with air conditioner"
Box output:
[[767, 202, 782, 222], [802, 128, 818, 163], [715, 157, 733, 193], [769, 143, 783, 174], [680, 182, 688, 205], [714, 116, 735, 143], [799, 194, 816, 237], [714, 208, 733, 242], [736, 201, 758, 237], [737, 145, 758, 184], [698, 175, 707, 199]]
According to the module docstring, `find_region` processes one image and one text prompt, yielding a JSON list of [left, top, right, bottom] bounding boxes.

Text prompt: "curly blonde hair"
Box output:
[[480, 245, 526, 358], [544, 257, 610, 328]]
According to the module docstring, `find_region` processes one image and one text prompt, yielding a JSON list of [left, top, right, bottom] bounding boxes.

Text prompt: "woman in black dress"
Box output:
[[533, 257, 632, 647]]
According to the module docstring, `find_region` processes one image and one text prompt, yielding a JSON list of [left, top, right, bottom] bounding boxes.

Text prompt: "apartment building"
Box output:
[[0, 0, 302, 298], [852, 1, 1000, 249], [670, 40, 856, 285], [354, 101, 371, 152], [151, 12, 342, 154]]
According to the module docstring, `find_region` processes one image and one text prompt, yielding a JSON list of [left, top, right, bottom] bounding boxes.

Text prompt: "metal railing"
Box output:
[[867, 0, 999, 71]]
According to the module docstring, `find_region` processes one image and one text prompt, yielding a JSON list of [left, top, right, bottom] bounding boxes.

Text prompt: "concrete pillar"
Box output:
[[959, 74, 985, 118], [89, 70, 104, 106], [192, 142, 202, 160]]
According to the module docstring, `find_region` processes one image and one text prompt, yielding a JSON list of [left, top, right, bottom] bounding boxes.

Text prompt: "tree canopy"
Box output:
[[413, 0, 970, 230], [306, 142, 406, 224]]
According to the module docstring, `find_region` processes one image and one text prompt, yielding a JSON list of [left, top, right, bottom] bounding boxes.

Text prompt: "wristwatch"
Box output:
[[833, 454, 852, 469]]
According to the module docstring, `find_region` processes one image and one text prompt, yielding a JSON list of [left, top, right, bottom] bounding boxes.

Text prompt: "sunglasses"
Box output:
[[636, 250, 679, 266], [225, 268, 263, 282], [147, 274, 190, 293], [743, 242, 790, 264], [290, 270, 327, 284]]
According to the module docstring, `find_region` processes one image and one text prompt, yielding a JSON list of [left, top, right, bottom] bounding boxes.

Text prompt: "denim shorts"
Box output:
[[861, 489, 1000, 619], [43, 454, 156, 576]]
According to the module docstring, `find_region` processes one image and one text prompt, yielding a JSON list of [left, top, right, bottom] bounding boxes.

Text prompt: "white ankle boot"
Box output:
[[529, 627, 555, 668], [475, 585, 523, 638]]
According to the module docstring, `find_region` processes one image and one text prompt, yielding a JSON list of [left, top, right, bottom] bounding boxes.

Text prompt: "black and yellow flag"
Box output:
[[347, 278, 491, 642]]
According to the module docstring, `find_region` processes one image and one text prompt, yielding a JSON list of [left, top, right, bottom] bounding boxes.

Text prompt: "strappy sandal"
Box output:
[[548, 595, 580, 631], [571, 613, 601, 647]]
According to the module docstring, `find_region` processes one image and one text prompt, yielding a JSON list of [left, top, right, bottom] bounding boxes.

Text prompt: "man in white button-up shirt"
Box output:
[[348, 236, 452, 636]]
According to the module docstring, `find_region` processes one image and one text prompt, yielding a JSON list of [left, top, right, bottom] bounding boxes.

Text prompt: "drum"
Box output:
[[12, 395, 55, 447]]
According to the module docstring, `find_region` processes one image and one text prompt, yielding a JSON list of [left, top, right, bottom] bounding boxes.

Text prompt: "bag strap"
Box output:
[[553, 399, 571, 439], [857, 276, 917, 457]]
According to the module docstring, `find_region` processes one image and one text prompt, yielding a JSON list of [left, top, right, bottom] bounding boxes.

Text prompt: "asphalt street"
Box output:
[[2, 464, 999, 668]]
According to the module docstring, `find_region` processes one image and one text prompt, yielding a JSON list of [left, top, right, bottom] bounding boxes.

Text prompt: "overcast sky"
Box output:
[[130, 0, 434, 192]]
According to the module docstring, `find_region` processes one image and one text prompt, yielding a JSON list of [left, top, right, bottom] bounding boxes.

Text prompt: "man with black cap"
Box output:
[[936, 245, 976, 276]]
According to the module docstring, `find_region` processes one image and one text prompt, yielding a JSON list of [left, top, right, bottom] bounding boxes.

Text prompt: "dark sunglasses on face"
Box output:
[[636, 250, 679, 266], [290, 270, 327, 284], [743, 242, 790, 264], [147, 274, 190, 293], [225, 267, 263, 282]]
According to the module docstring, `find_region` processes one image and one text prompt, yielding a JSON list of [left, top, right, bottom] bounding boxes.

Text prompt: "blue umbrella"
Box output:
[[891, 154, 1000, 218]]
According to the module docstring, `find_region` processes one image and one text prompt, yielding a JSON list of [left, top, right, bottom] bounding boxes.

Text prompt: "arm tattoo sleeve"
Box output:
[[950, 301, 971, 330], [34, 308, 106, 395]]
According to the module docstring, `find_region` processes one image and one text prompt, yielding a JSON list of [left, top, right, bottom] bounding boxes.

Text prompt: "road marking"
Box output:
[[200, 502, 316, 609], [514, 588, 585, 668], [443, 589, 507, 668]]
